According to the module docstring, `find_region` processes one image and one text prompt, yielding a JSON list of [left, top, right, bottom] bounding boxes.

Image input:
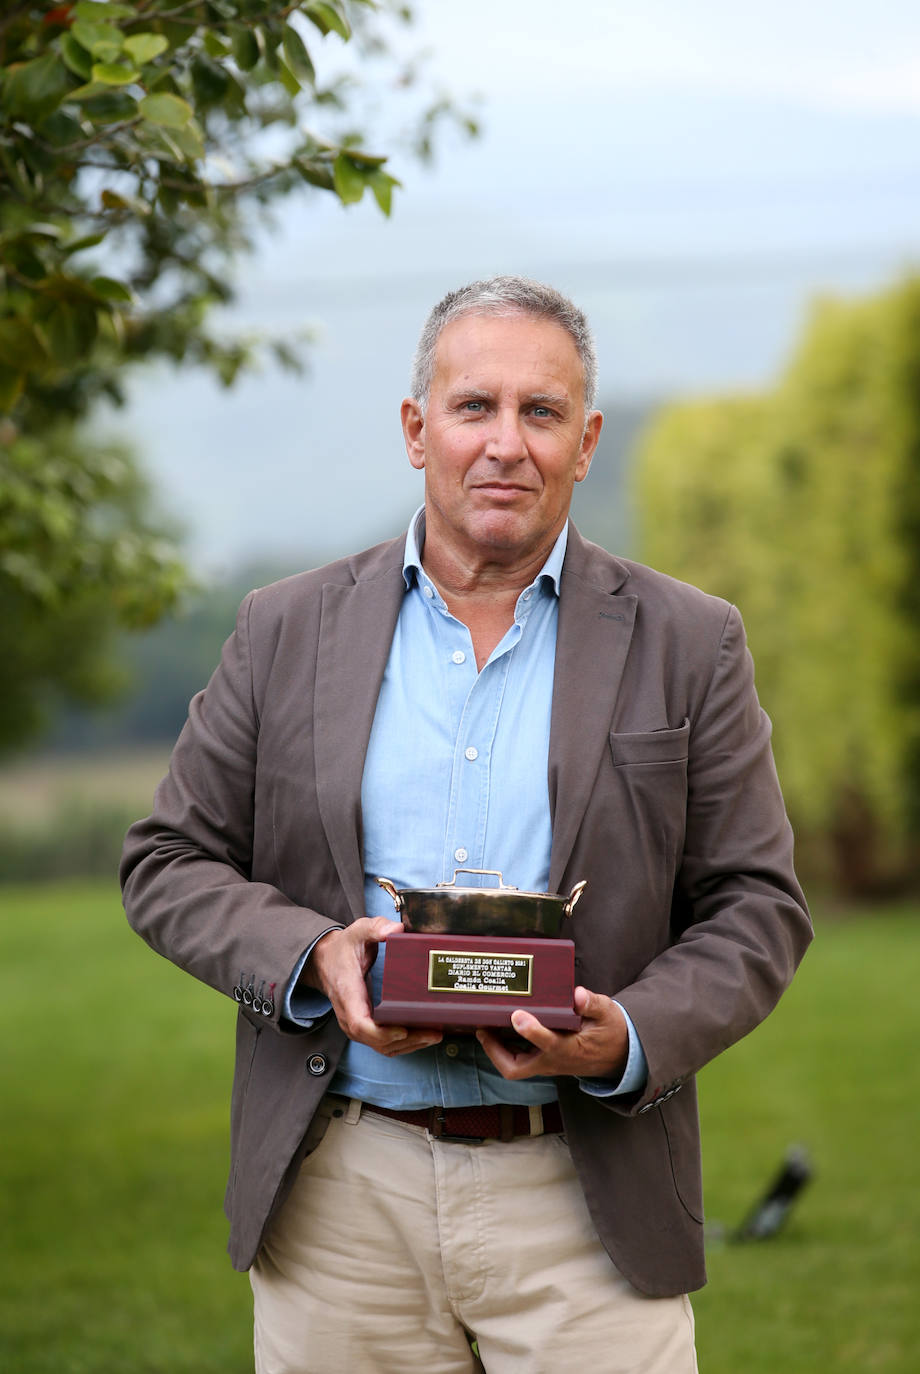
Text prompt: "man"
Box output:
[[121, 276, 811, 1373]]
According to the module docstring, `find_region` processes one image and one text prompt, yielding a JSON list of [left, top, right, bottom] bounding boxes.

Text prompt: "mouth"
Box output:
[[472, 482, 533, 500]]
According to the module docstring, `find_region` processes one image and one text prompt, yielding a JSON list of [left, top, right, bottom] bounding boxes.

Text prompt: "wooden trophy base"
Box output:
[[373, 930, 581, 1031]]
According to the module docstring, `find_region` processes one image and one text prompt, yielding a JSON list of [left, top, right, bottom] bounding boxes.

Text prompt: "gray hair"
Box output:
[[410, 275, 598, 412]]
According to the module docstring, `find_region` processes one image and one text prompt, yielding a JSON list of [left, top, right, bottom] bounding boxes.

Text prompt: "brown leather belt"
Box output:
[[365, 1100, 563, 1143]]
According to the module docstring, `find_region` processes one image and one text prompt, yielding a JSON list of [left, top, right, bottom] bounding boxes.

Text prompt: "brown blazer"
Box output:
[[120, 523, 811, 1298]]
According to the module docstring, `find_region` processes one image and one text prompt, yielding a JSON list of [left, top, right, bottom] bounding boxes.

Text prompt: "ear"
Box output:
[[401, 398, 426, 470], [575, 409, 603, 483]]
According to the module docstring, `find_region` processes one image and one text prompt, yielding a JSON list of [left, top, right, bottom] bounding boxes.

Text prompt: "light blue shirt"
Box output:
[[287, 509, 647, 1107]]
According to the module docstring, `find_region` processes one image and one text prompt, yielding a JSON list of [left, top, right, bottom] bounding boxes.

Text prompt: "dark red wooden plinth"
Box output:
[[373, 930, 580, 1031]]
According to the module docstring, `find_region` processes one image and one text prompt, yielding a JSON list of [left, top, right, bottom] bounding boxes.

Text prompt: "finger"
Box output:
[[476, 1026, 548, 1079], [364, 915, 403, 943], [348, 1017, 440, 1056], [382, 1030, 443, 1056], [509, 1008, 560, 1050], [573, 985, 615, 1022]]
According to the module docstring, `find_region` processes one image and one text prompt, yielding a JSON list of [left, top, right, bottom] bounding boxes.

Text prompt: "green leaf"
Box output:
[[74, 1, 136, 18], [44, 301, 99, 365], [91, 62, 140, 86], [139, 92, 193, 128], [0, 365, 25, 415], [230, 27, 261, 71], [37, 109, 86, 148], [332, 153, 365, 205], [62, 233, 107, 255], [278, 61, 300, 98], [64, 80, 109, 103], [203, 32, 231, 60], [71, 20, 124, 59], [59, 33, 94, 81], [72, 88, 136, 120], [190, 55, 230, 107], [339, 146, 388, 168], [304, 2, 352, 41], [368, 169, 400, 216], [294, 156, 334, 190], [0, 320, 49, 371], [90, 276, 133, 304], [1, 224, 63, 244], [123, 34, 169, 65], [100, 190, 148, 215], [3, 53, 71, 122], [282, 24, 315, 83], [166, 122, 206, 164]]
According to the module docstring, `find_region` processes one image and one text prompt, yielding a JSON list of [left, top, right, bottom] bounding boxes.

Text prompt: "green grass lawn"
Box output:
[[2, 881, 918, 1372]]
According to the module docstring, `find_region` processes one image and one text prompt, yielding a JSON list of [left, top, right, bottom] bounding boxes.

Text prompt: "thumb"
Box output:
[[365, 915, 401, 943], [573, 985, 613, 1021]]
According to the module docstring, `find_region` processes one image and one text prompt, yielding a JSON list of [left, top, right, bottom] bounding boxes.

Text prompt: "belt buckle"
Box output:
[[428, 1109, 487, 1144]]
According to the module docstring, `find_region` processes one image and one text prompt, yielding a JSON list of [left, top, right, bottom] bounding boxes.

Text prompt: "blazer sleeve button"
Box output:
[[307, 1054, 328, 1076]]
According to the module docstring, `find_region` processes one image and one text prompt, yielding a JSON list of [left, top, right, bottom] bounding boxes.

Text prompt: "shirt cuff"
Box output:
[[578, 1001, 648, 1098], [281, 927, 343, 1028]]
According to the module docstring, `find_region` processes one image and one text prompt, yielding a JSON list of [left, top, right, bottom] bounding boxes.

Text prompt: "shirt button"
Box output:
[[423, 585, 434, 599], [454, 847, 468, 863], [522, 590, 533, 601], [451, 650, 466, 664], [464, 746, 478, 762], [445, 1043, 460, 1058]]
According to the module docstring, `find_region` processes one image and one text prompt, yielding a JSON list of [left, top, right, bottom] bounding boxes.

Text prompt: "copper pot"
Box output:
[[375, 868, 587, 938]]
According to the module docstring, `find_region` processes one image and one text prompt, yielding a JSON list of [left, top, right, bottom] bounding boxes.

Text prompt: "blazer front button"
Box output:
[[307, 1054, 328, 1076]]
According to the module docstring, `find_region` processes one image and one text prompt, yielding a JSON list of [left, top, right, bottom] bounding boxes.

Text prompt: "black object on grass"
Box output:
[[732, 1145, 814, 1242]]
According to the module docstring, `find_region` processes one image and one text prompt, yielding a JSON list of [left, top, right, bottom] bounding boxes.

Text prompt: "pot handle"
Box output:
[[438, 867, 518, 890], [375, 876, 403, 913], [563, 879, 588, 917]]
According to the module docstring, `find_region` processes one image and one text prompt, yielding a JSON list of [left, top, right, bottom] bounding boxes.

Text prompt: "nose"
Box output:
[[484, 406, 528, 463]]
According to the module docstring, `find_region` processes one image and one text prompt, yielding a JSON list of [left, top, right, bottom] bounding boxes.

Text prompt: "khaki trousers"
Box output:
[[251, 1098, 697, 1374]]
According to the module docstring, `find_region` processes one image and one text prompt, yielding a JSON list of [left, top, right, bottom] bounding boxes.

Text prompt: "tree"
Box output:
[[634, 278, 920, 896], [0, 0, 472, 751]]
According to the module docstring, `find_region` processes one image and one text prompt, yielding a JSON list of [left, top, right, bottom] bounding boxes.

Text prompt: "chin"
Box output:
[[468, 513, 546, 555]]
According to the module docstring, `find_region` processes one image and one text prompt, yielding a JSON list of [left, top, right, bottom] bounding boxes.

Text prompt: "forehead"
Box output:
[[431, 311, 584, 398]]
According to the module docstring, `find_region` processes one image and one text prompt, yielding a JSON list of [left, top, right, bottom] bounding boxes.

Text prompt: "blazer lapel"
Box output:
[[313, 543, 406, 923], [548, 528, 636, 891]]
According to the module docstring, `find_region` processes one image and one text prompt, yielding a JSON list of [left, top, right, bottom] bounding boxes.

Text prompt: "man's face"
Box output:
[[401, 312, 602, 571]]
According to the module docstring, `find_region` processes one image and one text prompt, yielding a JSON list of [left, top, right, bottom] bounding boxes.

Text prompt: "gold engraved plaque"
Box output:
[[428, 949, 534, 996]]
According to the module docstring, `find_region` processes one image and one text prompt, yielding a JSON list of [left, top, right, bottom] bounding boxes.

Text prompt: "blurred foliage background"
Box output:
[[636, 276, 920, 897]]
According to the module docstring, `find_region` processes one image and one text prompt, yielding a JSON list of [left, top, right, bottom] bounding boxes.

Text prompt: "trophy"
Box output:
[[371, 868, 586, 1032]]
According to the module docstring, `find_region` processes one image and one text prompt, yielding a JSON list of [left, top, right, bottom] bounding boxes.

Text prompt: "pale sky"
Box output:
[[405, 0, 920, 114]]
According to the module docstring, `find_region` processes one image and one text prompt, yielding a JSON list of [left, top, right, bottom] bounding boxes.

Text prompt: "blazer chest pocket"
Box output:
[[609, 718, 690, 767]]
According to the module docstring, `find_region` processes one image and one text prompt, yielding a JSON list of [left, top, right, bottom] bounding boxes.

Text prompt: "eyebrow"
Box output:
[[446, 387, 572, 411]]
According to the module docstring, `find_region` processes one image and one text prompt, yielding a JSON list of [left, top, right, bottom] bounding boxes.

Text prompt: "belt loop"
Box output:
[[499, 1104, 515, 1143], [529, 1104, 544, 1137], [345, 1097, 363, 1125]]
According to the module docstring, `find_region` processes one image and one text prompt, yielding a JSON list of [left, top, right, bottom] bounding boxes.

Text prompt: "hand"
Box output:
[[302, 918, 442, 1056], [475, 987, 628, 1081]]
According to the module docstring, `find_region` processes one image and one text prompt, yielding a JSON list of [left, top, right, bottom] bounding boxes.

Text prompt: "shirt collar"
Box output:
[[402, 504, 568, 598]]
